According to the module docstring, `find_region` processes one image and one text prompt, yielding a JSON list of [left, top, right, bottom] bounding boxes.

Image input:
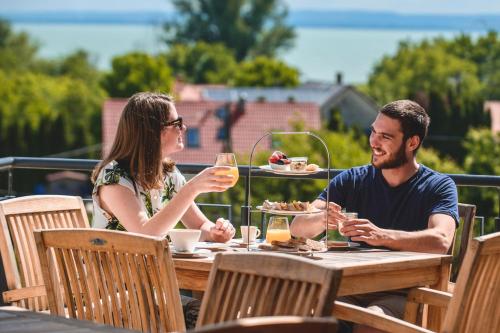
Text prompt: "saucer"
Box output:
[[171, 249, 210, 258], [195, 242, 230, 251]]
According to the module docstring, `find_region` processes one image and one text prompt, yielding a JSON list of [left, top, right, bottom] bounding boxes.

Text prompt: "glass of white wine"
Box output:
[[214, 153, 239, 187]]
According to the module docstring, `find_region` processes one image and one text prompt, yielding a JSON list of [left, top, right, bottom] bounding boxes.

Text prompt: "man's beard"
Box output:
[[371, 142, 408, 169]]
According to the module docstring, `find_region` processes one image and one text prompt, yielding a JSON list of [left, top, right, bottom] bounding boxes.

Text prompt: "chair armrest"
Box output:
[[407, 287, 452, 308], [2, 285, 46, 303], [333, 301, 434, 333]]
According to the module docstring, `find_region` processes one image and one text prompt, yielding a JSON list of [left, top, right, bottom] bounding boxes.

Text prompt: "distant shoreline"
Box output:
[[2, 10, 500, 31]]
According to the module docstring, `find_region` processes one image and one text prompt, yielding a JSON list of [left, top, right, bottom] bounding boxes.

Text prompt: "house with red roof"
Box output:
[[102, 99, 321, 164], [484, 101, 500, 135]]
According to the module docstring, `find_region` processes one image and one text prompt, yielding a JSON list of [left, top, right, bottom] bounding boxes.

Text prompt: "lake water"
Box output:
[[13, 23, 481, 84]]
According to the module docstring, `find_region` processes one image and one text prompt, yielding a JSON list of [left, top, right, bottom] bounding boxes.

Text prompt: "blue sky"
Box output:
[[1, 0, 500, 14]]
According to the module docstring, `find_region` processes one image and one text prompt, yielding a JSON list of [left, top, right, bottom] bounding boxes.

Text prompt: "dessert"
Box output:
[[305, 163, 319, 171], [258, 237, 326, 252], [262, 199, 312, 212], [290, 157, 308, 171], [268, 151, 291, 170]]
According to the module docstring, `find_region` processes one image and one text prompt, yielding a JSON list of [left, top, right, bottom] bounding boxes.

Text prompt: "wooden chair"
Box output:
[[35, 228, 185, 333], [451, 203, 476, 282], [196, 252, 342, 327], [0, 195, 90, 311], [333, 231, 500, 333], [191, 316, 338, 333]]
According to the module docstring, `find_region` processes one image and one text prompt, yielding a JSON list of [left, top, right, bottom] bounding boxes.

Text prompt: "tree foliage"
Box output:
[[0, 19, 39, 72], [233, 56, 299, 87], [165, 42, 237, 84], [102, 52, 173, 98], [163, 0, 296, 61], [366, 34, 500, 160], [0, 20, 105, 159]]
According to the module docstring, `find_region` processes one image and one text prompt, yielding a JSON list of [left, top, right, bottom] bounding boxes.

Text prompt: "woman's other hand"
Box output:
[[187, 166, 234, 194], [208, 218, 235, 243]]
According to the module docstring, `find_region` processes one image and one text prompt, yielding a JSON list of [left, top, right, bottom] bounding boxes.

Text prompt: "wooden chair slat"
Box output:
[[0, 195, 90, 311], [35, 229, 185, 333], [197, 252, 342, 328]]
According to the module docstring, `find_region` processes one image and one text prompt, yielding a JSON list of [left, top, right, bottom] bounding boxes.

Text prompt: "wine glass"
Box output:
[[214, 153, 239, 187], [266, 216, 291, 243]]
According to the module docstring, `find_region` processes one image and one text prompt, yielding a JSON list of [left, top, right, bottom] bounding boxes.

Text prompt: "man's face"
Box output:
[[369, 114, 409, 169]]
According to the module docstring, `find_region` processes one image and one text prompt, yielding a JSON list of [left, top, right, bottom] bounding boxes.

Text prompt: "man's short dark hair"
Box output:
[[379, 100, 430, 151]]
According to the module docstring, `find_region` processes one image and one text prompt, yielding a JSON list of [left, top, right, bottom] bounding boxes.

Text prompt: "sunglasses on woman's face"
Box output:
[[162, 117, 183, 130]]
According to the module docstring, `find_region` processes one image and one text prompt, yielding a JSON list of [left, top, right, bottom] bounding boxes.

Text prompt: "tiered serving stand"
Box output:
[[241, 131, 331, 251]]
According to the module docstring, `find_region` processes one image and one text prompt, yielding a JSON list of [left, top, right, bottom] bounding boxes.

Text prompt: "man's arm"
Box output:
[[290, 199, 344, 239], [342, 213, 456, 254]]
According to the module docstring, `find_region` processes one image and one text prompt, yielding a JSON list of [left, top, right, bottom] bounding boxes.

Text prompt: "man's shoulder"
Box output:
[[419, 165, 454, 183]]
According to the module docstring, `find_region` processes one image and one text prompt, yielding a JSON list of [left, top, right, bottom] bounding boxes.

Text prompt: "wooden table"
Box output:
[[173, 248, 451, 331], [0, 306, 135, 333]]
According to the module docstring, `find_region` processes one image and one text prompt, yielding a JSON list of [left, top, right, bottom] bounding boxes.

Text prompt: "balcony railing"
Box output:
[[1, 156, 499, 233]]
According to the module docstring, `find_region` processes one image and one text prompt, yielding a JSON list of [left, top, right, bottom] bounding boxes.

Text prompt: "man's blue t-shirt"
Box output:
[[318, 164, 459, 232]]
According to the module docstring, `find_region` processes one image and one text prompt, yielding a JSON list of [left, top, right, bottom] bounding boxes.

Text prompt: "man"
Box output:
[[290, 100, 458, 333]]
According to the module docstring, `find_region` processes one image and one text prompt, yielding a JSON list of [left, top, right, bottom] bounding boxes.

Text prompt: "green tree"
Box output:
[[102, 52, 173, 98], [165, 42, 237, 84], [233, 56, 299, 87], [461, 128, 500, 234], [367, 38, 486, 160], [0, 19, 39, 72], [163, 0, 295, 61]]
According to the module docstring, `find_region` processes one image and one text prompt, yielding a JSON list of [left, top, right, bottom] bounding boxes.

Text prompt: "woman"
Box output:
[[92, 92, 236, 241], [91, 92, 236, 328]]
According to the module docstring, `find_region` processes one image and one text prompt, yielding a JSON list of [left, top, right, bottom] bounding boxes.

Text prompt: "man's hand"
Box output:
[[208, 218, 235, 243], [341, 218, 391, 246]]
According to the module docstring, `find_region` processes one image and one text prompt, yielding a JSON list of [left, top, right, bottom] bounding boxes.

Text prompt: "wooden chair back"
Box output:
[[197, 252, 342, 327], [35, 228, 185, 333], [451, 203, 476, 281], [0, 195, 90, 311], [442, 231, 500, 333], [192, 316, 338, 333]]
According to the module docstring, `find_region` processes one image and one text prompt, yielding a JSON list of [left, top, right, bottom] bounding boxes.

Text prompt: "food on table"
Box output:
[[305, 163, 319, 171], [262, 199, 312, 212], [258, 237, 326, 252], [268, 151, 291, 170], [290, 157, 308, 171]]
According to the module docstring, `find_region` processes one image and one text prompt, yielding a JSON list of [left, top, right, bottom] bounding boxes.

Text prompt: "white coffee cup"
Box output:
[[168, 229, 201, 252], [240, 226, 261, 243]]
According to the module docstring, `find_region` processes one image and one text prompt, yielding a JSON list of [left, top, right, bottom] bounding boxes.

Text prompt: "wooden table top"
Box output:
[[173, 247, 451, 274]]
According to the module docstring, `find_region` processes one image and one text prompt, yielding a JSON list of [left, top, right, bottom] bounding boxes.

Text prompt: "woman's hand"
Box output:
[[324, 202, 344, 230], [208, 218, 235, 243], [187, 166, 235, 195]]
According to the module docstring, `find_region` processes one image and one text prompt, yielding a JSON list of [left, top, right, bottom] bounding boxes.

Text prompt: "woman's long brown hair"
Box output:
[[92, 92, 175, 191]]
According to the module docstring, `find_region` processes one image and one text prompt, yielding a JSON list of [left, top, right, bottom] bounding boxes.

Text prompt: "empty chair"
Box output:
[[197, 252, 342, 327], [35, 228, 185, 333], [333, 231, 500, 333], [191, 316, 338, 333], [0, 195, 90, 311]]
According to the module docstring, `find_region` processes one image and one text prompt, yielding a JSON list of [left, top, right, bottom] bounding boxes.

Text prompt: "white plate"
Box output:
[[256, 206, 323, 216], [171, 249, 211, 258], [195, 242, 230, 250], [258, 165, 323, 175]]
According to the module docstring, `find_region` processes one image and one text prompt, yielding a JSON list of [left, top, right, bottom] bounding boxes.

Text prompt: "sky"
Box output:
[[1, 0, 500, 14]]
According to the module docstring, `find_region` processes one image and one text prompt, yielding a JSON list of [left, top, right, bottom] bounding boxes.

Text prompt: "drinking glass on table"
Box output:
[[266, 216, 291, 243], [214, 153, 239, 187], [338, 212, 358, 236]]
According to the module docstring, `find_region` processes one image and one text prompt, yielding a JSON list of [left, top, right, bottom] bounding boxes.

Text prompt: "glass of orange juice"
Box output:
[[214, 153, 239, 187], [266, 216, 291, 243]]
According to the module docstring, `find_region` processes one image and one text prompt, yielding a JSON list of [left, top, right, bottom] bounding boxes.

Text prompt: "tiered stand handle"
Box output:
[[241, 131, 331, 251]]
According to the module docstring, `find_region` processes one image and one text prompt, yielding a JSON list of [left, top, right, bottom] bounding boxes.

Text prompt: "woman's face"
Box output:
[[160, 104, 186, 158]]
